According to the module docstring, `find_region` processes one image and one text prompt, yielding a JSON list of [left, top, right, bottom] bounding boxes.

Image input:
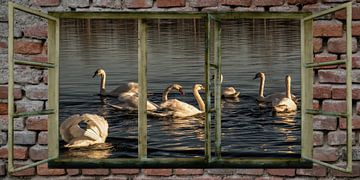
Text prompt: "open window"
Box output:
[[6, 2, 353, 174]]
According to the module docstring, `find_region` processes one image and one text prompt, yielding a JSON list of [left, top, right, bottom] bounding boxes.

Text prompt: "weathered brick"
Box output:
[[189, 0, 218, 7], [0, 85, 22, 99], [266, 169, 295, 177], [31, 56, 48, 63], [37, 163, 65, 176], [254, 177, 283, 180], [313, 146, 338, 161], [0, 103, 6, 115], [220, 0, 252, 7], [207, 169, 238, 175], [174, 169, 203, 175], [328, 130, 355, 145], [253, 0, 284, 6], [15, 98, 44, 113], [23, 23, 47, 39], [223, 176, 253, 180], [0, 132, 6, 145], [313, 100, 320, 110], [314, 52, 338, 69], [0, 116, 24, 131], [38, 131, 48, 145], [14, 131, 36, 145], [318, 69, 345, 83], [93, 0, 122, 8], [66, 168, 81, 176], [234, 6, 265, 11], [269, 6, 298, 12], [330, 162, 360, 177], [124, 0, 153, 8], [352, 70, 360, 83], [12, 162, 36, 176], [26, 115, 48, 131], [313, 84, 332, 99], [202, 6, 232, 12], [313, 115, 337, 130], [339, 115, 360, 129], [0, 162, 5, 176], [82, 168, 110, 175], [193, 176, 222, 180], [296, 164, 326, 177], [143, 169, 172, 176], [313, 38, 323, 53], [24, 84, 48, 100], [340, 51, 360, 68], [14, 67, 43, 84], [287, 0, 317, 5], [357, 101, 360, 115], [322, 100, 347, 113], [352, 147, 360, 160], [29, 145, 48, 160], [111, 168, 140, 175], [157, 0, 186, 7], [237, 169, 264, 175], [332, 84, 360, 100], [313, 131, 323, 146], [14, 39, 43, 55], [0, 145, 28, 159], [353, 21, 360, 36], [335, 6, 360, 20], [63, 0, 90, 8], [43, 70, 48, 84], [327, 37, 357, 54], [32, 0, 60, 6], [313, 20, 343, 37]]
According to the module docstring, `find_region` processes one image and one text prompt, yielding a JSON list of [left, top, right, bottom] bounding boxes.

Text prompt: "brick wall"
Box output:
[[0, 0, 360, 179]]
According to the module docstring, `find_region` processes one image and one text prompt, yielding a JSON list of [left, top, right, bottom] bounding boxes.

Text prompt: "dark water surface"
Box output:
[[59, 19, 301, 159]]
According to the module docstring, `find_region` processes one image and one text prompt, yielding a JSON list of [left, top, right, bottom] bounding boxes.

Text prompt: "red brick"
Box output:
[[313, 115, 337, 130], [175, 169, 203, 175], [313, 100, 320, 110], [318, 69, 345, 83], [332, 85, 360, 100], [296, 164, 327, 177], [37, 163, 65, 176], [143, 169, 172, 176], [37, 131, 48, 145], [0, 85, 22, 100], [353, 21, 360, 36], [31, 56, 48, 63], [12, 162, 36, 176], [313, 20, 343, 37], [340, 51, 360, 68], [313, 131, 323, 146], [313, 146, 338, 161], [339, 115, 360, 129], [335, 6, 360, 20], [23, 24, 47, 39], [207, 169, 237, 175], [0, 146, 28, 159], [322, 100, 346, 113], [26, 115, 48, 130], [0, 103, 7, 115], [313, 38, 323, 53], [266, 169, 295, 177], [82, 168, 110, 175], [327, 37, 357, 54], [288, 0, 317, 5], [313, 84, 332, 99], [314, 52, 338, 69], [0, 162, 5, 176], [237, 169, 264, 175], [14, 39, 43, 55], [0, 41, 7, 49], [357, 101, 360, 115], [111, 168, 140, 175], [32, 0, 60, 6], [328, 130, 347, 145], [124, 0, 152, 8], [330, 162, 360, 177], [255, 177, 283, 180], [157, 0, 185, 7], [220, 0, 252, 7], [190, 0, 218, 7], [66, 169, 80, 176], [193, 176, 222, 180], [302, 3, 331, 13], [254, 0, 284, 6], [29, 145, 48, 160], [223, 176, 253, 180]]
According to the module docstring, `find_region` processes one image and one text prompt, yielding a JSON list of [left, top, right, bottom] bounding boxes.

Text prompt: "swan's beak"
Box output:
[[253, 73, 260, 80], [92, 71, 98, 78], [179, 88, 185, 96]]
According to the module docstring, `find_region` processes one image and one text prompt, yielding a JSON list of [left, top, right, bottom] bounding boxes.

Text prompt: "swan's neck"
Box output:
[[259, 76, 265, 97], [193, 87, 205, 111], [100, 73, 106, 95], [162, 85, 173, 102], [286, 77, 291, 99]]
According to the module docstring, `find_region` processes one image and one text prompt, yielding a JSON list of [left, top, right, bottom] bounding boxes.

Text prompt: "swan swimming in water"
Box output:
[[253, 72, 297, 103], [272, 75, 297, 113], [60, 114, 108, 148], [92, 68, 138, 97], [217, 74, 240, 98]]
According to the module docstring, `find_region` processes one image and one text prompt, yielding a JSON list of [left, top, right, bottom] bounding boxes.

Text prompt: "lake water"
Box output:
[[59, 18, 301, 159]]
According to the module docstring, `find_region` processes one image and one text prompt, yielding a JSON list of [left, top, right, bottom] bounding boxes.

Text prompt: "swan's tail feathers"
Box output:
[[106, 102, 136, 111], [83, 128, 102, 142]]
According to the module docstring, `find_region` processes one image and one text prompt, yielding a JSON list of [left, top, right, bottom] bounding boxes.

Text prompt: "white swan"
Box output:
[[254, 72, 296, 103], [272, 75, 297, 113], [93, 68, 138, 97], [160, 84, 205, 118], [60, 114, 108, 148], [116, 90, 159, 111], [217, 74, 240, 98]]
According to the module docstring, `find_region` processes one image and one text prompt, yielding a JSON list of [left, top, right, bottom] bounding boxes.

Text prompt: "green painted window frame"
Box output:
[[6, 2, 352, 173]]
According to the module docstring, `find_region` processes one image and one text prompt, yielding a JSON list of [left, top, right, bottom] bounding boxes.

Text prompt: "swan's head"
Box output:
[[285, 75, 291, 83], [93, 68, 106, 78], [172, 84, 184, 95], [253, 72, 265, 80], [128, 82, 139, 92], [193, 84, 205, 91], [211, 74, 223, 83]]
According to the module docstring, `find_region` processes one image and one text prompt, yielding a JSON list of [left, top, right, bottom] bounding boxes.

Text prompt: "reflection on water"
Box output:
[[59, 19, 300, 159]]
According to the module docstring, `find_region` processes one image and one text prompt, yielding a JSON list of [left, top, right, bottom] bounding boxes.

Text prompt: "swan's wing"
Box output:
[[160, 99, 201, 115], [108, 82, 138, 97], [60, 114, 83, 142], [82, 114, 108, 140]]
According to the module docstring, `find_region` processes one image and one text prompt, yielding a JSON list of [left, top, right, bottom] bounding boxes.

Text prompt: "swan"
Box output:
[[254, 72, 297, 103], [60, 114, 108, 148], [160, 84, 205, 118], [92, 68, 138, 97], [116, 90, 159, 111], [218, 74, 240, 98], [272, 75, 297, 113]]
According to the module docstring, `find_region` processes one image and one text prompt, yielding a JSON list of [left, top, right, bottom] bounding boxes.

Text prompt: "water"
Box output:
[[59, 19, 301, 159]]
